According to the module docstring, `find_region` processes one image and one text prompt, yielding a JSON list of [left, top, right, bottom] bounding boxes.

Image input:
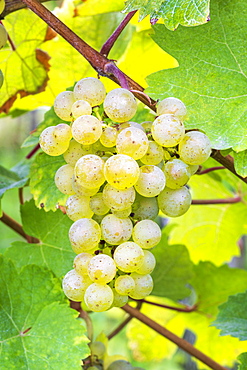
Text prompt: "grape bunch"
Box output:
[[39, 77, 211, 312]]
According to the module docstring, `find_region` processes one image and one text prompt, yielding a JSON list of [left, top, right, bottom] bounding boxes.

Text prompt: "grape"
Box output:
[[178, 131, 211, 165], [151, 114, 185, 147], [141, 121, 153, 134], [62, 269, 92, 302], [54, 164, 75, 195], [103, 184, 135, 211], [104, 154, 140, 190], [134, 165, 166, 197], [84, 283, 113, 312], [140, 140, 164, 165], [157, 97, 187, 120], [101, 214, 133, 245], [72, 177, 99, 197], [188, 164, 199, 175], [132, 220, 161, 249], [163, 158, 191, 189], [73, 253, 93, 275], [63, 140, 86, 166], [90, 193, 110, 215], [54, 91, 75, 121], [129, 273, 153, 299], [89, 341, 106, 358], [107, 360, 133, 370], [0, 70, 3, 89], [69, 218, 101, 253], [113, 242, 144, 273], [74, 77, 106, 106], [39, 126, 70, 156], [88, 254, 116, 284], [131, 194, 159, 221], [0, 0, 5, 15], [71, 99, 92, 118], [112, 207, 132, 218], [158, 186, 192, 217], [100, 124, 117, 147], [74, 154, 105, 189], [66, 195, 93, 221], [116, 127, 149, 160], [135, 250, 156, 274], [104, 88, 137, 123], [115, 275, 135, 296], [72, 115, 102, 145], [0, 24, 7, 49], [53, 123, 72, 143], [112, 288, 128, 308]]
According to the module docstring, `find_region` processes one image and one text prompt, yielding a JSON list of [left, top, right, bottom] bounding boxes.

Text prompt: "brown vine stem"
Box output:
[[26, 143, 40, 159], [2, 0, 52, 17], [131, 299, 197, 313], [0, 212, 39, 243], [191, 196, 242, 205], [197, 166, 225, 175], [122, 304, 227, 370], [211, 150, 247, 184]]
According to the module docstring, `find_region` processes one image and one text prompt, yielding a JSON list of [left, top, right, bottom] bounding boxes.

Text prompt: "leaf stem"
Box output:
[[191, 196, 242, 205], [211, 150, 247, 184], [26, 143, 40, 159], [131, 299, 197, 313], [197, 166, 225, 175], [104, 62, 129, 89], [2, 0, 52, 17], [0, 212, 39, 243]]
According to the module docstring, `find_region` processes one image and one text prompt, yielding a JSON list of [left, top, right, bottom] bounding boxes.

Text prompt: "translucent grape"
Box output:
[[113, 242, 144, 273], [141, 121, 153, 134], [104, 154, 140, 190], [74, 77, 106, 106], [104, 88, 137, 123], [164, 158, 191, 189], [101, 214, 133, 245], [90, 193, 110, 215], [89, 341, 106, 358], [84, 283, 113, 312], [112, 288, 128, 308], [118, 121, 145, 133], [112, 207, 132, 218], [54, 91, 75, 121], [100, 124, 117, 147], [140, 140, 164, 165], [158, 186, 192, 217], [134, 165, 166, 197], [131, 194, 159, 221], [63, 140, 85, 166], [115, 275, 135, 296], [0, 0, 5, 16], [116, 127, 149, 160], [135, 250, 156, 274], [66, 195, 93, 221], [129, 273, 153, 299], [73, 253, 93, 275], [62, 269, 92, 302], [151, 114, 185, 147], [0, 24, 7, 49], [53, 123, 72, 143], [107, 360, 133, 370], [178, 131, 211, 165], [71, 99, 92, 118], [157, 97, 187, 120], [39, 126, 70, 156], [54, 164, 75, 195], [88, 254, 116, 284], [72, 115, 102, 145], [103, 184, 135, 211], [72, 177, 100, 197], [74, 154, 105, 189], [69, 218, 101, 253], [188, 164, 199, 175], [132, 220, 161, 249]]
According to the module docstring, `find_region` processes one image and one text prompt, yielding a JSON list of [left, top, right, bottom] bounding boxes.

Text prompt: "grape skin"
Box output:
[[112, 288, 128, 308], [63, 140, 86, 166], [114, 275, 135, 296], [157, 97, 187, 120], [151, 113, 185, 147], [54, 91, 75, 121], [73, 253, 93, 275], [158, 186, 192, 217], [74, 154, 105, 189], [178, 131, 211, 165], [72, 115, 102, 145], [62, 269, 92, 302], [113, 242, 144, 273], [132, 220, 161, 249], [54, 164, 75, 195], [84, 283, 113, 312], [69, 218, 101, 253], [131, 194, 159, 221], [129, 273, 153, 299], [100, 124, 117, 147], [116, 126, 149, 160], [0, 24, 7, 49], [71, 99, 92, 118], [66, 195, 93, 221], [104, 88, 137, 123], [163, 158, 191, 189], [134, 165, 166, 197], [74, 77, 106, 106], [89, 341, 106, 358], [135, 250, 156, 275], [103, 184, 135, 211], [90, 193, 110, 215], [39, 126, 70, 156], [101, 214, 133, 245], [107, 360, 133, 370], [140, 140, 164, 165], [87, 254, 116, 284]]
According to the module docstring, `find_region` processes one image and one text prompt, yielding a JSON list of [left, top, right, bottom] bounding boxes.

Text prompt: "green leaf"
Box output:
[[5, 199, 74, 277], [233, 150, 247, 178], [0, 161, 30, 197], [238, 353, 247, 370], [0, 256, 89, 369], [30, 152, 67, 211], [146, 0, 247, 151], [124, 0, 210, 30]]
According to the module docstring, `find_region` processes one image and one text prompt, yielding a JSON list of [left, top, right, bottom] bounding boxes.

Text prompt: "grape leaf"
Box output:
[[146, 0, 247, 151], [233, 150, 247, 178], [238, 353, 247, 370], [30, 152, 68, 212], [124, 0, 210, 30], [5, 199, 74, 277], [74, 0, 124, 16], [0, 161, 30, 197], [0, 256, 89, 369]]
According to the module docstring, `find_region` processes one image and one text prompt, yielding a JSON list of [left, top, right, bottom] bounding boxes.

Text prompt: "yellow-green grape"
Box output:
[[132, 220, 161, 249], [89, 341, 106, 358], [140, 140, 164, 165], [84, 283, 113, 312], [104, 154, 140, 190], [113, 242, 144, 273], [62, 269, 92, 302], [0, 24, 7, 49], [141, 121, 153, 134], [39, 126, 70, 156], [114, 275, 135, 296], [72, 115, 102, 145], [63, 140, 86, 166], [0, 70, 3, 88], [53, 123, 72, 143], [134, 165, 166, 197], [157, 97, 187, 120], [71, 100, 92, 118], [129, 273, 153, 299], [72, 177, 100, 197], [74, 77, 106, 106], [74, 154, 105, 189], [151, 114, 185, 147], [178, 131, 211, 165], [88, 254, 116, 284], [132, 194, 159, 221], [100, 124, 117, 147], [107, 360, 133, 370], [73, 253, 93, 275], [158, 186, 192, 217], [54, 164, 75, 195], [103, 184, 135, 211], [0, 0, 5, 15], [101, 214, 133, 245], [66, 195, 93, 221], [164, 158, 191, 189], [116, 127, 149, 160], [54, 91, 75, 121], [135, 250, 156, 274], [112, 288, 128, 308], [69, 218, 101, 253], [90, 193, 110, 216], [112, 207, 132, 218], [188, 164, 199, 175], [104, 88, 137, 123]]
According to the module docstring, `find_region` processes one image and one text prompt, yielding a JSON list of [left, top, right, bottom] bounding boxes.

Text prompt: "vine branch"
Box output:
[[2, 0, 52, 17], [131, 299, 197, 313], [191, 196, 242, 205], [0, 212, 39, 243], [197, 166, 225, 175]]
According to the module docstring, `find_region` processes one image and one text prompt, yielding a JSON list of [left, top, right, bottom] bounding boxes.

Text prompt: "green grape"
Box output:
[[118, 121, 145, 133], [54, 164, 75, 195], [140, 140, 164, 165], [0, 70, 4, 89], [132, 220, 161, 249], [135, 250, 156, 275], [0, 0, 5, 15], [101, 214, 133, 245], [100, 124, 117, 147], [112, 288, 128, 308], [178, 131, 211, 165], [0, 23, 7, 49], [69, 218, 101, 253], [104, 88, 137, 123], [131, 194, 159, 221], [89, 341, 106, 358], [188, 164, 199, 175], [73, 252, 93, 275], [62, 269, 92, 302], [115, 275, 135, 296], [163, 158, 191, 189], [107, 360, 133, 370], [151, 114, 185, 147], [84, 283, 113, 312], [90, 193, 110, 216], [129, 273, 153, 299], [54, 91, 75, 121], [74, 154, 105, 189], [112, 207, 132, 218], [66, 195, 93, 221], [157, 97, 187, 120], [74, 77, 106, 106], [134, 165, 166, 197], [116, 127, 149, 160], [141, 121, 153, 134], [113, 242, 144, 273], [88, 254, 116, 284], [63, 140, 87, 166], [72, 177, 99, 197], [158, 186, 192, 217], [53, 123, 72, 143], [103, 184, 135, 211], [72, 115, 102, 145], [87, 367, 100, 370], [104, 154, 140, 190], [39, 126, 70, 156], [71, 99, 92, 118]]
